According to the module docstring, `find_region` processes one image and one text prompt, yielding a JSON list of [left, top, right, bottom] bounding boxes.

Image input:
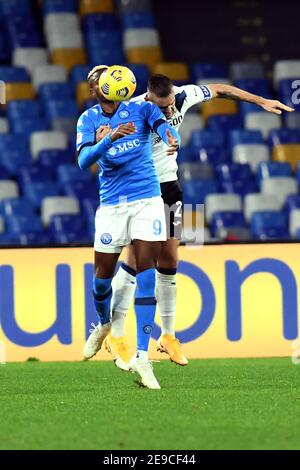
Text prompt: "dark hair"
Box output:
[[147, 74, 173, 97]]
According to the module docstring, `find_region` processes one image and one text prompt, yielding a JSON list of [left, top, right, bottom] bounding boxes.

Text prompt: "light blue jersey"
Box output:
[[77, 100, 180, 205]]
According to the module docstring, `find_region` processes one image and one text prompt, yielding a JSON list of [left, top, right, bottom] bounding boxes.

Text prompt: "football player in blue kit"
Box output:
[[77, 65, 181, 389]]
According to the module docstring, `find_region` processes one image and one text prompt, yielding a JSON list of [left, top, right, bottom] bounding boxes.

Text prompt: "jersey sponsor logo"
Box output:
[[118, 110, 130, 119], [100, 233, 112, 244], [109, 139, 141, 155]]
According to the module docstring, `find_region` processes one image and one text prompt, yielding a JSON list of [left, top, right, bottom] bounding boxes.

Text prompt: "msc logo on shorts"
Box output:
[[143, 325, 152, 335], [100, 233, 112, 245], [119, 110, 130, 119]]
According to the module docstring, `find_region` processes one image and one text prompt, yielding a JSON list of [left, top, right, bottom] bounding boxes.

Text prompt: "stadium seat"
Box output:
[[121, 11, 155, 29], [32, 65, 67, 90], [191, 63, 228, 82], [0, 0, 32, 16], [0, 134, 29, 154], [13, 48, 48, 76], [0, 216, 4, 233], [43, 0, 78, 14], [0, 66, 30, 82], [233, 144, 270, 172], [7, 100, 42, 120], [24, 181, 61, 209], [41, 196, 80, 226], [244, 193, 282, 222], [117, 0, 151, 13], [30, 131, 68, 160], [0, 118, 9, 133], [152, 63, 189, 81], [10, 118, 49, 137], [261, 177, 298, 206], [284, 194, 300, 213], [5, 213, 44, 234], [256, 162, 292, 185], [220, 179, 258, 197], [82, 12, 117, 32], [57, 164, 94, 183], [123, 28, 160, 50], [189, 130, 225, 148], [76, 82, 90, 108], [269, 129, 300, 147], [273, 144, 300, 170], [273, 60, 300, 87], [289, 209, 300, 238], [179, 113, 203, 146], [51, 48, 87, 72], [47, 31, 84, 51], [229, 130, 264, 151], [4, 83, 36, 101], [63, 180, 99, 200], [285, 113, 300, 129], [277, 79, 300, 111], [205, 193, 242, 223], [251, 211, 289, 240], [80, 0, 115, 15], [13, 231, 51, 246], [191, 146, 230, 165], [178, 163, 214, 181], [44, 100, 79, 121], [38, 149, 74, 177], [0, 180, 19, 202], [50, 214, 86, 234], [233, 78, 271, 95], [39, 83, 74, 103], [44, 13, 80, 37], [215, 163, 252, 182], [201, 100, 238, 121], [210, 211, 246, 238], [126, 46, 163, 71], [238, 101, 265, 118], [245, 112, 282, 139], [229, 62, 265, 80], [207, 115, 242, 132], [183, 179, 218, 205], [0, 197, 35, 219], [18, 166, 53, 194]]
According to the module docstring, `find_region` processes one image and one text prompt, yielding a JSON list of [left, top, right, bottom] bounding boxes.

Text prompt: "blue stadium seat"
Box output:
[[239, 101, 266, 117], [57, 164, 94, 183], [189, 130, 225, 149], [7, 100, 42, 120], [0, 233, 16, 246], [125, 63, 149, 95], [229, 130, 264, 150], [257, 162, 292, 184], [278, 79, 300, 111], [234, 78, 271, 95], [82, 13, 118, 32], [6, 29, 42, 50], [220, 179, 258, 197], [12, 230, 50, 246], [0, 66, 30, 82], [191, 63, 228, 81], [0, 198, 36, 219], [44, 100, 79, 120], [10, 118, 49, 137], [0, 31, 9, 62], [0, 0, 31, 16], [85, 30, 122, 49], [0, 150, 31, 175], [37, 150, 74, 176], [88, 47, 125, 66], [183, 179, 218, 205], [251, 211, 289, 240], [63, 180, 99, 200], [194, 146, 230, 165], [0, 134, 28, 153], [18, 166, 53, 194], [82, 197, 99, 219], [24, 181, 61, 209], [49, 214, 86, 236], [177, 147, 195, 165], [210, 211, 246, 238], [70, 65, 92, 85], [39, 83, 74, 102], [207, 115, 242, 132], [215, 163, 252, 181], [121, 11, 155, 29], [0, 165, 11, 180], [284, 194, 300, 213], [42, 0, 78, 14], [268, 129, 300, 147], [5, 214, 43, 234], [296, 228, 300, 240], [297, 163, 300, 186]]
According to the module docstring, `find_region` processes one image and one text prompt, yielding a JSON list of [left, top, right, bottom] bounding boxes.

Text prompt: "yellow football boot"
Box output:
[[105, 335, 131, 371], [156, 334, 189, 366]]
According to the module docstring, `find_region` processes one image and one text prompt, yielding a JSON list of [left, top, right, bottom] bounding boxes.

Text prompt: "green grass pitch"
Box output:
[[0, 358, 300, 450]]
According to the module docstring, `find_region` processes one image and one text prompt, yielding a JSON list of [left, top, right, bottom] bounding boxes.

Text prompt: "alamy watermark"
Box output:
[[0, 80, 5, 105], [0, 341, 6, 364]]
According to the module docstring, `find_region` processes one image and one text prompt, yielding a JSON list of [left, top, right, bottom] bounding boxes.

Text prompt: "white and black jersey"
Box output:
[[133, 84, 213, 183]]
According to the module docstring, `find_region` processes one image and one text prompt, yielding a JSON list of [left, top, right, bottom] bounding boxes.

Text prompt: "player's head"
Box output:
[[87, 65, 110, 103], [146, 74, 175, 119]]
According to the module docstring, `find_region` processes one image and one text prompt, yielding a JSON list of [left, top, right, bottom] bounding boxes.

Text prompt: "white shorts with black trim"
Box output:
[[94, 196, 167, 253]]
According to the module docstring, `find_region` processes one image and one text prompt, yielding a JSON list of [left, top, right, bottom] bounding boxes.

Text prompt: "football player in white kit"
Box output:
[[88, 73, 294, 370]]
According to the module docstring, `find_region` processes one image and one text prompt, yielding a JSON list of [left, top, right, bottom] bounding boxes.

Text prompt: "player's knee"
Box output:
[[158, 251, 178, 270], [93, 276, 112, 296]]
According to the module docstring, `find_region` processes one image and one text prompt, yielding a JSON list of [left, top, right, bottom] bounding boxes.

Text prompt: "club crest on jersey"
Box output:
[[101, 233, 112, 244], [143, 325, 152, 334], [108, 147, 117, 156], [119, 110, 130, 119]]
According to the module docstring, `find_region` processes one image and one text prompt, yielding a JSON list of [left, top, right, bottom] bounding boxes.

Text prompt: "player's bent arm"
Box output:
[[208, 83, 294, 114], [155, 120, 181, 148], [78, 135, 112, 170]]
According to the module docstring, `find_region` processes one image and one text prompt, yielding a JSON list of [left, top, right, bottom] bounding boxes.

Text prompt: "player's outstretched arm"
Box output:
[[208, 83, 294, 115]]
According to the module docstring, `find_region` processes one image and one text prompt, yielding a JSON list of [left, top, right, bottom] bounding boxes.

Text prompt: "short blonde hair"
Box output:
[[87, 65, 108, 82]]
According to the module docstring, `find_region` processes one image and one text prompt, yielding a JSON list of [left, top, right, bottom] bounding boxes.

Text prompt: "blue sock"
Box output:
[[93, 276, 112, 325], [134, 268, 157, 352]]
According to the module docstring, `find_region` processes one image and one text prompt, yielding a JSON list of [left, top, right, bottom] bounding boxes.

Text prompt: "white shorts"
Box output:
[[94, 196, 167, 253]]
